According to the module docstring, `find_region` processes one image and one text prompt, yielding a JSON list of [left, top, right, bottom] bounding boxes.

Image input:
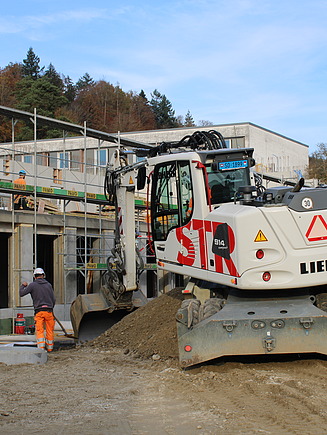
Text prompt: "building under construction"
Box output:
[[0, 106, 309, 333]]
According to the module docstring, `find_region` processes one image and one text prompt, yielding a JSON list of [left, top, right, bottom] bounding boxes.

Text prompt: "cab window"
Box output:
[[151, 161, 193, 241], [207, 161, 250, 204]]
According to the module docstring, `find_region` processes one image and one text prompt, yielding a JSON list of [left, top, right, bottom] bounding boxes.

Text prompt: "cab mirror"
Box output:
[[137, 166, 146, 190]]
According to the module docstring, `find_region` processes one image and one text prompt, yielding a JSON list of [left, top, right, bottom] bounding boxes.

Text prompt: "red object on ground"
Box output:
[[14, 313, 26, 334]]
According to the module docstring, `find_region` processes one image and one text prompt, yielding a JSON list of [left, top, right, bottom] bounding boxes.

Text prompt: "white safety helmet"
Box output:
[[33, 267, 45, 276]]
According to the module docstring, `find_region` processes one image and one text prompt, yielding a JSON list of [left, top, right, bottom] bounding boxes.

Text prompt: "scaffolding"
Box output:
[[0, 106, 155, 327]]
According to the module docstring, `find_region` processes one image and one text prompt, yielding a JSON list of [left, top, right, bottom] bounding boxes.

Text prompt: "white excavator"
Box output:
[[70, 130, 327, 367]]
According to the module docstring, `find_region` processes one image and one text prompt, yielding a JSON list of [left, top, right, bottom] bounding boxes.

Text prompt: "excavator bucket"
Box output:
[[70, 289, 148, 343], [70, 292, 126, 343]]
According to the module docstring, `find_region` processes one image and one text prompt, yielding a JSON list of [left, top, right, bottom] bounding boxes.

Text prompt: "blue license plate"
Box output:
[[219, 160, 248, 171]]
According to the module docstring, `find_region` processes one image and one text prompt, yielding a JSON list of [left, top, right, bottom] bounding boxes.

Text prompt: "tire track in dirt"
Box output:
[[164, 360, 327, 434]]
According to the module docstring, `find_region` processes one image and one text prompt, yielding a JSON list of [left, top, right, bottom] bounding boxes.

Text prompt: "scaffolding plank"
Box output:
[[0, 181, 148, 207]]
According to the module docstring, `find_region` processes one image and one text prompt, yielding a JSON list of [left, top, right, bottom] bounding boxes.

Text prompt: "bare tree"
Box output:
[[307, 143, 327, 184]]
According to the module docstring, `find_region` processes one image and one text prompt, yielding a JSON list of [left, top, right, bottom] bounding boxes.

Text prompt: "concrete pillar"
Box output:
[[91, 237, 101, 292], [15, 224, 34, 307], [53, 233, 64, 303], [64, 227, 77, 304]]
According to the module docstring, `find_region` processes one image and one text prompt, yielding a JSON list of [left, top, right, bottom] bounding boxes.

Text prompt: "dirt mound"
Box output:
[[89, 288, 185, 360]]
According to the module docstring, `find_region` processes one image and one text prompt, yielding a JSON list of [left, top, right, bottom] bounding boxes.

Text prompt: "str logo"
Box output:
[[175, 219, 239, 276]]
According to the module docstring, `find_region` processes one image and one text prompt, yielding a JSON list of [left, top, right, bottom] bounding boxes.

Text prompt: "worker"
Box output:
[[19, 268, 56, 352], [13, 169, 28, 210]]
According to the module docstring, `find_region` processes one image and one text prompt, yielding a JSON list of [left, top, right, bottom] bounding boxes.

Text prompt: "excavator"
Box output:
[[71, 130, 327, 367]]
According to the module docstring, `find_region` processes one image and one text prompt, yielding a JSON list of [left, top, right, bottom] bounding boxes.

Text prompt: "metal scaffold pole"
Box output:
[[33, 108, 37, 269]]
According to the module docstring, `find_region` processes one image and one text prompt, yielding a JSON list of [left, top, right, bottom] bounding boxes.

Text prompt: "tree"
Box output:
[[150, 89, 178, 129], [76, 73, 95, 93], [133, 90, 156, 130], [184, 110, 195, 127], [63, 76, 76, 103], [0, 63, 22, 107], [15, 76, 68, 139], [307, 143, 327, 183], [0, 63, 23, 141], [71, 82, 157, 132], [44, 63, 64, 91], [198, 120, 214, 127], [22, 47, 44, 80], [0, 54, 189, 140], [139, 89, 147, 100]]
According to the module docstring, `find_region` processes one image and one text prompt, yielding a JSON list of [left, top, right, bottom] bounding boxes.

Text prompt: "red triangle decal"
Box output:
[[306, 215, 327, 241]]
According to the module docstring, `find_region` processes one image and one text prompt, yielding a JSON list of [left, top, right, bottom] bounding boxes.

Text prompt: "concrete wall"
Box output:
[[123, 123, 309, 183], [133, 123, 308, 184], [1, 122, 308, 184]]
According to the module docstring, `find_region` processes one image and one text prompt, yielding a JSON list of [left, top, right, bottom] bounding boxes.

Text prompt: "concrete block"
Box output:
[[0, 346, 47, 365]]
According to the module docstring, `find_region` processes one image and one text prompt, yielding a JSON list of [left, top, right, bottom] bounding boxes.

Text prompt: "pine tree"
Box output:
[[150, 89, 178, 129], [184, 110, 195, 127], [63, 76, 76, 103], [139, 89, 147, 100], [22, 48, 44, 80], [44, 63, 64, 91], [76, 73, 95, 93], [15, 76, 68, 139]]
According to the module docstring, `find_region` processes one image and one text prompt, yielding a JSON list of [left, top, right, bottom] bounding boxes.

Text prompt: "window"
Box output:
[[59, 152, 70, 169], [97, 149, 107, 167], [85, 149, 94, 174], [49, 152, 58, 168], [24, 155, 32, 164], [36, 153, 48, 166], [151, 161, 193, 241], [179, 162, 193, 225], [71, 150, 83, 172], [207, 159, 250, 204], [231, 137, 245, 148]]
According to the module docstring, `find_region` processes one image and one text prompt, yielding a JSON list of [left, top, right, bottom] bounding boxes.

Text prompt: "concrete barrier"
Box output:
[[0, 345, 47, 365]]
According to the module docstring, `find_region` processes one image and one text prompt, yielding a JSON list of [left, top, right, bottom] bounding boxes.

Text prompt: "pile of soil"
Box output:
[[89, 287, 184, 360]]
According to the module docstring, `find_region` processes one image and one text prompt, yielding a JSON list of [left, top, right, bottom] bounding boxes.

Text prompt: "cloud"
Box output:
[[0, 7, 129, 35]]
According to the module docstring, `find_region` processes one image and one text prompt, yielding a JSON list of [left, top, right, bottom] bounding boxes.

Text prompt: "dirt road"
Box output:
[[1, 346, 327, 434], [2, 289, 327, 434]]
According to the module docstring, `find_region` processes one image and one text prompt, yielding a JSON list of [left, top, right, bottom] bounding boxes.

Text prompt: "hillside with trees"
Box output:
[[0, 48, 201, 142]]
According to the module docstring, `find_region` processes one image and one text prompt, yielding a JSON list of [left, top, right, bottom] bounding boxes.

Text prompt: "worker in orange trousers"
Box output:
[[19, 268, 56, 352]]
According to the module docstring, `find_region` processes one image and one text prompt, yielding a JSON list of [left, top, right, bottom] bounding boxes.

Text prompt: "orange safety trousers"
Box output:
[[34, 311, 55, 352]]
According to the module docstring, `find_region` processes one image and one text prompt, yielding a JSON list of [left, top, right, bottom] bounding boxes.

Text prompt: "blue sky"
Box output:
[[1, 0, 327, 153]]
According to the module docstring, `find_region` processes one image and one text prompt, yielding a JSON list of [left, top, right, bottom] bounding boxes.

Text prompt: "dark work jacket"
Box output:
[[19, 278, 56, 314]]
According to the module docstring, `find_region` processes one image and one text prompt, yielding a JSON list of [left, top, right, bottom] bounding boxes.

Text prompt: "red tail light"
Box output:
[[256, 249, 264, 259], [262, 272, 271, 282]]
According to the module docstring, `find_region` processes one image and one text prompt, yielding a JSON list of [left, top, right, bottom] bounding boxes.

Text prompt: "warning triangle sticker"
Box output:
[[254, 230, 268, 242], [129, 176, 134, 184], [306, 215, 327, 241]]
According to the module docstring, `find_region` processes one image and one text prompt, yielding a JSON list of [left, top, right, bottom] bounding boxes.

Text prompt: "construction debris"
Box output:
[[27, 197, 59, 213]]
